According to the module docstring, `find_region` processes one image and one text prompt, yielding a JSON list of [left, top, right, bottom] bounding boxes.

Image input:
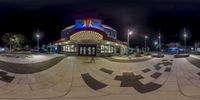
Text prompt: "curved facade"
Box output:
[[53, 19, 128, 56]]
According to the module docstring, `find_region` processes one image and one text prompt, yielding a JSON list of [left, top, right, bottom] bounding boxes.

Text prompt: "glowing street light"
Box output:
[[183, 28, 187, 51], [144, 35, 148, 52], [154, 41, 158, 45], [36, 34, 40, 38], [154, 41, 158, 52], [127, 29, 132, 55], [129, 31, 132, 35], [145, 35, 148, 39], [158, 29, 161, 52], [36, 34, 40, 52]]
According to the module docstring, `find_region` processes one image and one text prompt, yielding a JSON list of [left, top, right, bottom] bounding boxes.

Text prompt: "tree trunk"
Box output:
[[9, 44, 12, 53]]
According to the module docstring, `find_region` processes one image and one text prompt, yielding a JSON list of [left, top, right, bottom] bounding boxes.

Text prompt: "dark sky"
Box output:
[[0, 0, 200, 47]]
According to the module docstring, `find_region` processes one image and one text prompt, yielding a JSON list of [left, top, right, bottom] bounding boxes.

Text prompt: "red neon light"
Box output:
[[85, 19, 90, 27]]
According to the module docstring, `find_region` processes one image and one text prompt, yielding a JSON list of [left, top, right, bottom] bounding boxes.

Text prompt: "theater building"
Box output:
[[52, 19, 128, 56]]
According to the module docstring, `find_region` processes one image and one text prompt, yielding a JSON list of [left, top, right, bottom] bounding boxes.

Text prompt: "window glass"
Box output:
[[100, 45, 113, 53], [63, 46, 66, 51], [101, 45, 104, 53], [63, 45, 76, 52]]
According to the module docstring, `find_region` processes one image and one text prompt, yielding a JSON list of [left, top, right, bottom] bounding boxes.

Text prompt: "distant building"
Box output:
[[51, 19, 128, 56], [166, 42, 183, 53], [167, 42, 181, 48], [195, 42, 200, 52], [166, 42, 193, 53]]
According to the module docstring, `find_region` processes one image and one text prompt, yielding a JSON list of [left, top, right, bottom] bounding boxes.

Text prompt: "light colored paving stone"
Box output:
[[101, 79, 121, 87], [0, 81, 9, 87], [98, 86, 140, 95], [65, 86, 107, 98], [72, 77, 87, 87], [0, 87, 14, 96], [0, 83, 19, 91], [50, 81, 71, 93], [0, 55, 200, 100], [90, 70, 114, 80], [0, 84, 31, 98], [152, 72, 169, 84], [176, 58, 200, 98], [140, 77, 155, 84], [88, 72, 107, 81], [142, 70, 157, 77], [111, 71, 123, 76], [30, 81, 55, 90]]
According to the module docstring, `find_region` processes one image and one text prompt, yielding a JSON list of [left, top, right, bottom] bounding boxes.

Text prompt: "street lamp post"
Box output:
[[127, 30, 132, 56], [49, 43, 52, 54], [158, 30, 161, 52], [154, 41, 158, 51], [154, 41, 158, 45], [36, 34, 40, 52], [184, 28, 187, 51], [145, 35, 148, 53]]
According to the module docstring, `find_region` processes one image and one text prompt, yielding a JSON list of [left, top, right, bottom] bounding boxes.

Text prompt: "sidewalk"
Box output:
[[105, 55, 152, 62]]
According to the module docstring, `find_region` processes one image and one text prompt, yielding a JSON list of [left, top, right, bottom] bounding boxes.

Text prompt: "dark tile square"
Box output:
[[187, 57, 200, 69], [162, 59, 168, 61], [123, 72, 143, 81], [163, 62, 173, 66], [114, 76, 123, 80], [197, 72, 200, 76], [0, 76, 15, 83], [155, 66, 162, 70], [164, 68, 171, 72], [81, 73, 107, 90], [142, 68, 151, 73], [0, 71, 7, 77], [134, 82, 162, 93], [120, 81, 134, 87], [151, 72, 162, 79]]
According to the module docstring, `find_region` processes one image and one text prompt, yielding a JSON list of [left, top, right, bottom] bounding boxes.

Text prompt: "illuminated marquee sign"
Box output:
[[83, 19, 91, 27], [75, 19, 101, 29], [70, 30, 103, 42]]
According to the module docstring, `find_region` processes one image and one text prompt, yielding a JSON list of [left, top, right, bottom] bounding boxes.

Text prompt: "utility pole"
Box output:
[[184, 27, 187, 51], [158, 29, 161, 52]]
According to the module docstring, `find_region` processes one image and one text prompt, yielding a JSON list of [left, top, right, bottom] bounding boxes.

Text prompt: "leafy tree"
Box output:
[[16, 34, 27, 48], [1, 33, 27, 52], [1, 33, 15, 52]]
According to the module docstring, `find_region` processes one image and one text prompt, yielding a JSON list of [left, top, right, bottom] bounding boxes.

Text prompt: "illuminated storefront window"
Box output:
[[100, 45, 114, 53], [63, 45, 76, 52]]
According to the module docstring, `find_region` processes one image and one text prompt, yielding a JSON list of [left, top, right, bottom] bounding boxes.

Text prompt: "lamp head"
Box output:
[[184, 34, 187, 38], [154, 41, 158, 45], [129, 31, 132, 35], [36, 34, 40, 38], [145, 35, 148, 39]]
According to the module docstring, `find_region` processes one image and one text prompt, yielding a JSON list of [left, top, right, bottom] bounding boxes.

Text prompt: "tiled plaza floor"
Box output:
[[0, 55, 199, 100]]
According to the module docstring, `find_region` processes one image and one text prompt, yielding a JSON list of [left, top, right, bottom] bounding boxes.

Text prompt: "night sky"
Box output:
[[0, 0, 200, 48]]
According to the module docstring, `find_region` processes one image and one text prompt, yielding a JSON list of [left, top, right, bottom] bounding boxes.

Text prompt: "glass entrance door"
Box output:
[[79, 46, 96, 56]]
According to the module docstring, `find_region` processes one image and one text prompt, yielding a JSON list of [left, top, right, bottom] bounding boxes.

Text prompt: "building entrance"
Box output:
[[79, 45, 96, 56]]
